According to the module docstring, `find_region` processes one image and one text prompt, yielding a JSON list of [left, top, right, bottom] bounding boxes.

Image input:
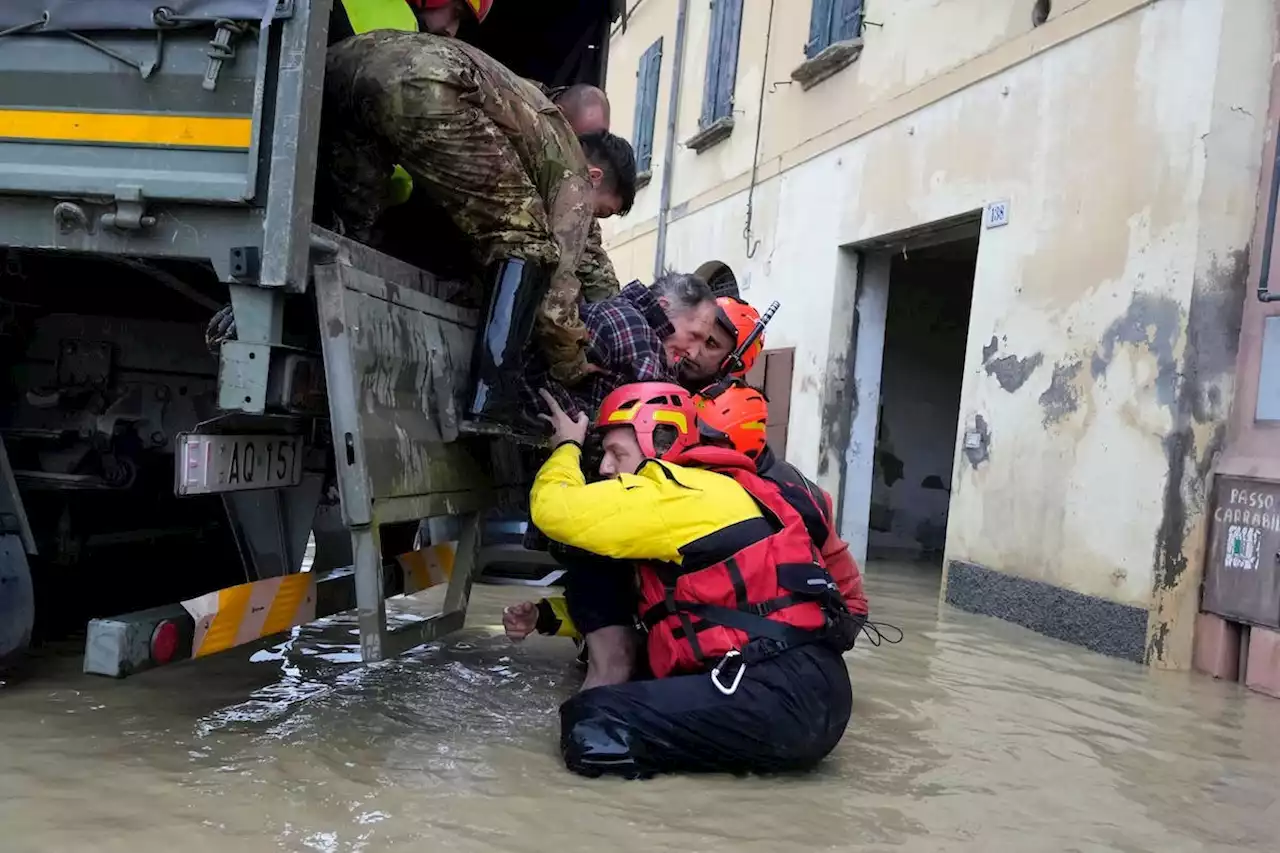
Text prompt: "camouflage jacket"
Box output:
[[440, 42, 617, 383], [332, 33, 601, 383]]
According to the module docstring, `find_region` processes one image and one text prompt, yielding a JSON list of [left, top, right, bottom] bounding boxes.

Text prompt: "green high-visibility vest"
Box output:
[[340, 0, 418, 33], [338, 0, 417, 206]]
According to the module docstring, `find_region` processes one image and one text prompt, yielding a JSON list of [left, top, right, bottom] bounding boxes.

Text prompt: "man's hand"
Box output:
[[503, 602, 539, 642], [537, 388, 588, 446]]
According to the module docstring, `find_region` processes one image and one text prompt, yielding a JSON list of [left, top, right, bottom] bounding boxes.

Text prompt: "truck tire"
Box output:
[[0, 535, 35, 664]]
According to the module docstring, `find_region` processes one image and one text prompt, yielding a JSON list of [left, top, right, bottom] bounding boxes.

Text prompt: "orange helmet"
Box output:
[[694, 379, 769, 460], [595, 382, 700, 460], [714, 296, 764, 376], [410, 0, 493, 23]]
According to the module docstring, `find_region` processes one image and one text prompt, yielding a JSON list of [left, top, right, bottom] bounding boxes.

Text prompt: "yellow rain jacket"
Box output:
[[528, 443, 763, 639]]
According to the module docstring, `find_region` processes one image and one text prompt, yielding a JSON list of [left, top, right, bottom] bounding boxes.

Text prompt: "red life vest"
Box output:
[[637, 445, 833, 678]]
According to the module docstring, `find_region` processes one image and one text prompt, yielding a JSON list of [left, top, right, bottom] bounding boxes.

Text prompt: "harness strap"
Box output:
[[641, 599, 823, 648], [640, 593, 800, 628]]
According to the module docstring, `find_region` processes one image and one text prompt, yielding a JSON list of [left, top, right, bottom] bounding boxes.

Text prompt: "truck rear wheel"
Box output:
[[0, 536, 35, 665]]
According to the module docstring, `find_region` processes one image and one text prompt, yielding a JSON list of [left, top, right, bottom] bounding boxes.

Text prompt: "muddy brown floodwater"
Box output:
[[2, 562, 1279, 853]]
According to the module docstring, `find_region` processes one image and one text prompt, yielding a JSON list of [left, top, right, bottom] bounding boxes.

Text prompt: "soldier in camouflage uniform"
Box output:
[[319, 31, 637, 422], [537, 83, 618, 303]]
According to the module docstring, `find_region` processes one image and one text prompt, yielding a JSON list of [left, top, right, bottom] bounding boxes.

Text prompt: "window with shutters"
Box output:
[[791, 0, 865, 91], [745, 347, 796, 457], [684, 0, 742, 154], [631, 38, 663, 180]]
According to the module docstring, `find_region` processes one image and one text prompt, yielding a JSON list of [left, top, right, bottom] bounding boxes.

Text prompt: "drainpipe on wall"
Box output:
[[653, 0, 689, 280], [1257, 113, 1280, 301]]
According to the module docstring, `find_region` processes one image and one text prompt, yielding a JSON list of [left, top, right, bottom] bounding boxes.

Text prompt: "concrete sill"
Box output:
[[635, 169, 652, 190], [684, 116, 735, 154], [791, 38, 864, 91]]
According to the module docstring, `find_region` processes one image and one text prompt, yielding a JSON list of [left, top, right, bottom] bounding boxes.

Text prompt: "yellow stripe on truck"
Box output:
[[178, 542, 459, 660], [396, 542, 458, 595], [0, 109, 253, 149], [183, 574, 318, 658]]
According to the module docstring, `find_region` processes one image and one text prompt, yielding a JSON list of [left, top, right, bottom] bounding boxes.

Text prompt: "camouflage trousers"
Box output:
[[320, 58, 557, 269]]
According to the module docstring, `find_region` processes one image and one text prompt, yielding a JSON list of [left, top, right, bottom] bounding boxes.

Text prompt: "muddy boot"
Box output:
[[468, 258, 550, 424]]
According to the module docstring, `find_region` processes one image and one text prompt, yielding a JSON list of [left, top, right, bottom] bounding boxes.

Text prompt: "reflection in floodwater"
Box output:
[[2, 563, 1280, 853]]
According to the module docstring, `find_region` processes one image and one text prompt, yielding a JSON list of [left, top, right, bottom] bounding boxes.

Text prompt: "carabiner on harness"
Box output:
[[710, 649, 746, 696]]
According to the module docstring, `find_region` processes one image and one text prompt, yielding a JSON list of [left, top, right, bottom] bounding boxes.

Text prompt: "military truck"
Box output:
[[0, 0, 616, 673]]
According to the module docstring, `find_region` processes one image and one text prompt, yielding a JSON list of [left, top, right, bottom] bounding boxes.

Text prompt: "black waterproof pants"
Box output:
[[559, 643, 852, 779]]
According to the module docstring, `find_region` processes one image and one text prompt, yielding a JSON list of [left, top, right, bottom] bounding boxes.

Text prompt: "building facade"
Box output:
[[600, 0, 1278, 668]]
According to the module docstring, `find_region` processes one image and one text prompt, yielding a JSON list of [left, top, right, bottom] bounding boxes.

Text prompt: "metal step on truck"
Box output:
[[0, 0, 615, 676]]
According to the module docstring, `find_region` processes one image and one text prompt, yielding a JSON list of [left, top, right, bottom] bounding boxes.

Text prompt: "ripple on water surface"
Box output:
[[3, 566, 1280, 853]]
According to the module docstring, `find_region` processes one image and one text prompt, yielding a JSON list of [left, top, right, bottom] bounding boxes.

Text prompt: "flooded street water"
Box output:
[[2, 562, 1278, 853]]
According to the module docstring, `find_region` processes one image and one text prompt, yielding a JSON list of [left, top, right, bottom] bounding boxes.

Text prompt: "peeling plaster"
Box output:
[[1039, 360, 1084, 425], [1091, 292, 1182, 408], [1147, 250, 1248, 663], [984, 351, 1045, 393]]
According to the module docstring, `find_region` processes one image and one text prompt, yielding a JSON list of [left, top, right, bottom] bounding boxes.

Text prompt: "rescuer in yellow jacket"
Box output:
[[527, 383, 855, 780], [525, 389, 761, 688]]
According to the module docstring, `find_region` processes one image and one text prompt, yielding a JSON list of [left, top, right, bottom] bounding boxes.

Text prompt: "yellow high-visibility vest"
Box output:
[[339, 0, 418, 33]]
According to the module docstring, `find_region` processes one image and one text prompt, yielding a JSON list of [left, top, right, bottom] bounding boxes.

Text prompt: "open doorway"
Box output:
[[860, 235, 978, 567]]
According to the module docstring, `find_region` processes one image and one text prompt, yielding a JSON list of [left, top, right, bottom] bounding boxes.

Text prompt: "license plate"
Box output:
[[176, 433, 305, 496]]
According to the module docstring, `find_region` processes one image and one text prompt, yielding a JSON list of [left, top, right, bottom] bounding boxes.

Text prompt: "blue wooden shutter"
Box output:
[[700, 0, 725, 128], [712, 0, 743, 124], [836, 0, 863, 42], [632, 38, 663, 172], [805, 0, 836, 59]]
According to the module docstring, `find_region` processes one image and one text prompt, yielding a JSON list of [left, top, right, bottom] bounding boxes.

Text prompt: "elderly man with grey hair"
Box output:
[[517, 270, 727, 423]]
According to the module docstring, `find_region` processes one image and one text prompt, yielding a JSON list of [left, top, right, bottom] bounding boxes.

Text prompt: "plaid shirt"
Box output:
[[520, 281, 675, 421]]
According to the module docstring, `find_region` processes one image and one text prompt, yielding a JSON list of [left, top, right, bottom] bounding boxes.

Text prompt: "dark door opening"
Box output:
[[868, 237, 978, 566]]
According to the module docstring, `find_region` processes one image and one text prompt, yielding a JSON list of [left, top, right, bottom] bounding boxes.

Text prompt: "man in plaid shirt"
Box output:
[[518, 271, 724, 422], [520, 271, 726, 555]]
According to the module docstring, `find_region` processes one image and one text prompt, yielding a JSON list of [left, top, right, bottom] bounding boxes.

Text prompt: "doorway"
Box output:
[[841, 226, 979, 569]]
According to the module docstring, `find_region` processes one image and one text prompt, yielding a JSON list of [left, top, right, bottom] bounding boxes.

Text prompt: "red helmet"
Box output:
[[595, 382, 700, 461], [694, 379, 769, 460], [409, 0, 493, 23], [715, 296, 764, 376]]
